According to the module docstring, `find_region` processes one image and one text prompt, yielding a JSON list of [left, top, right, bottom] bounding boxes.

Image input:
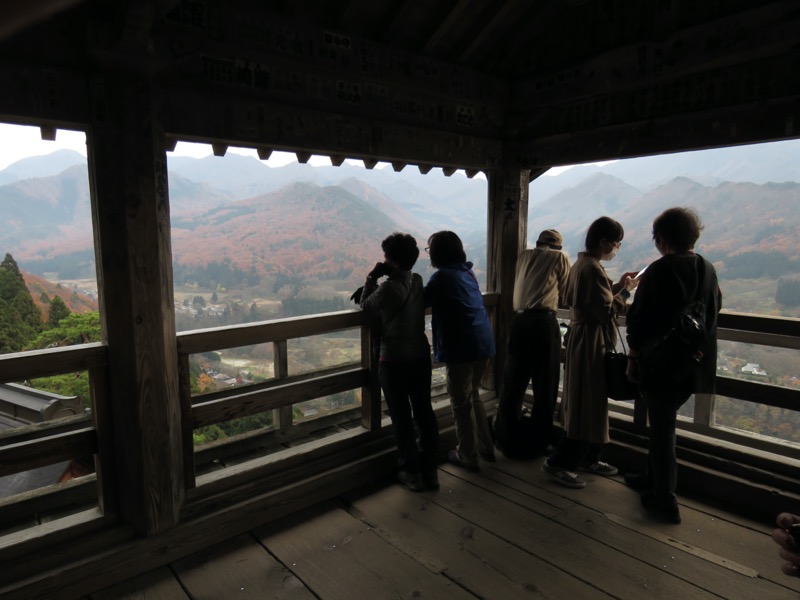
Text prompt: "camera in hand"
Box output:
[[368, 262, 392, 279]]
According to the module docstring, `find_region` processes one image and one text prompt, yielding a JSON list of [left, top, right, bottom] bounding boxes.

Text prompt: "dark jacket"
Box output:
[[424, 261, 495, 364], [360, 270, 430, 362], [626, 254, 722, 392]]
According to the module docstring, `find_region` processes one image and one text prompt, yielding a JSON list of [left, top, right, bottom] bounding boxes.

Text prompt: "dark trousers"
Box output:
[[495, 310, 560, 455], [644, 387, 692, 502], [548, 438, 602, 471], [379, 358, 439, 476]]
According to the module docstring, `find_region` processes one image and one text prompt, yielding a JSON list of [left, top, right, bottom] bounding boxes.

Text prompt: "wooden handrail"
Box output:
[[192, 368, 368, 428], [176, 310, 366, 355], [0, 427, 97, 477], [0, 343, 107, 383]]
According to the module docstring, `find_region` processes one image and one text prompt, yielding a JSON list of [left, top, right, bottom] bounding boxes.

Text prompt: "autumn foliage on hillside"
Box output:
[[171, 182, 423, 289], [22, 271, 97, 315]]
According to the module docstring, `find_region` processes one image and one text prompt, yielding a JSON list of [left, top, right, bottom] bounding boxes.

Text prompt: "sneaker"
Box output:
[[624, 471, 651, 491], [397, 470, 425, 492], [641, 492, 681, 524], [447, 449, 480, 472], [542, 459, 586, 489], [580, 461, 619, 476]]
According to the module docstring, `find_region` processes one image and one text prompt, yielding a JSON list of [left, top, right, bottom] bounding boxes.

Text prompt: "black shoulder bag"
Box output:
[[604, 318, 638, 401], [638, 257, 713, 385]]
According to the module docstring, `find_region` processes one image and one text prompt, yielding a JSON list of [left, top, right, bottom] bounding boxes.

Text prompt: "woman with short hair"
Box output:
[[425, 230, 496, 472], [360, 232, 439, 491], [625, 207, 721, 523]]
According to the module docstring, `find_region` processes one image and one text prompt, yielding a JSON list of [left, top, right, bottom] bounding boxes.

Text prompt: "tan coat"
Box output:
[[561, 253, 628, 444]]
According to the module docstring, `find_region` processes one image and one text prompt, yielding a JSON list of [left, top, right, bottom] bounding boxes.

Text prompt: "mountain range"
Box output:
[[0, 139, 799, 293]]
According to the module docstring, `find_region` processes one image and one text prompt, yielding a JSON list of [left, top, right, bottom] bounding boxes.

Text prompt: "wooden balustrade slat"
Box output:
[[190, 363, 361, 405], [0, 414, 92, 446], [176, 311, 366, 355], [192, 368, 368, 428], [0, 427, 97, 478], [0, 344, 107, 383], [718, 311, 800, 338], [715, 377, 800, 411]]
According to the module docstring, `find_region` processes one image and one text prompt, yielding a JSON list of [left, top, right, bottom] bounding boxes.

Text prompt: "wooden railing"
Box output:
[[0, 300, 797, 530], [175, 309, 380, 489], [556, 309, 800, 462], [0, 343, 113, 526]]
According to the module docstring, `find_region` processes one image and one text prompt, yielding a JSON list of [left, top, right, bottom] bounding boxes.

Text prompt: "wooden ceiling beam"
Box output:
[[423, 0, 472, 54], [380, 0, 417, 45], [161, 87, 502, 170], [0, 0, 85, 41], [511, 94, 800, 170], [458, 0, 531, 63]]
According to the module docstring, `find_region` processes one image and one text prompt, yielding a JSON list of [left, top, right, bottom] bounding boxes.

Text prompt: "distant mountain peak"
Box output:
[[0, 149, 87, 186]]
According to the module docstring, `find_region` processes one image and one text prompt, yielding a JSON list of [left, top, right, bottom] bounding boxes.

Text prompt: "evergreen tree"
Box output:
[[0, 253, 43, 352], [26, 311, 101, 350], [48, 296, 71, 327], [1, 253, 22, 279]]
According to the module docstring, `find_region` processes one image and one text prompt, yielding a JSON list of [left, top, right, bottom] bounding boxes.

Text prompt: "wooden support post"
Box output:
[[486, 167, 529, 391], [87, 73, 183, 536], [88, 365, 117, 515], [693, 392, 716, 430], [360, 321, 381, 430], [274, 340, 292, 430], [178, 353, 196, 489]]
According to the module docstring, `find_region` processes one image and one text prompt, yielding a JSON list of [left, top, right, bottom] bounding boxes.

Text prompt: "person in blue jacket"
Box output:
[[424, 230, 496, 471]]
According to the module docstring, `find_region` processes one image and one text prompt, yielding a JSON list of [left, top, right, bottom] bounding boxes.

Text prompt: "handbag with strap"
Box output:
[[638, 257, 713, 386], [604, 319, 638, 401]]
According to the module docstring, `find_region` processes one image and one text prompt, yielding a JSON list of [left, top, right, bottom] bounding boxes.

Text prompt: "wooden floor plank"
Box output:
[[430, 467, 719, 599], [90, 566, 188, 600], [253, 502, 477, 600], [460, 458, 796, 599], [488, 456, 800, 594], [344, 483, 615, 599], [171, 533, 314, 600], [85, 451, 800, 600]]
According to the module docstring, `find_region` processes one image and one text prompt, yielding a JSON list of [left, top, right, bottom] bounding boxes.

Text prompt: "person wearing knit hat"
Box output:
[[493, 229, 569, 459]]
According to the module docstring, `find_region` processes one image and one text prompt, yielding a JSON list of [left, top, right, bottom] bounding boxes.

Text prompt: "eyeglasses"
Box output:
[[424, 247, 430, 254]]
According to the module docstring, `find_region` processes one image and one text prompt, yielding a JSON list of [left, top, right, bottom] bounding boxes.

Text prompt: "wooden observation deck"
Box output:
[[0, 1, 799, 598]]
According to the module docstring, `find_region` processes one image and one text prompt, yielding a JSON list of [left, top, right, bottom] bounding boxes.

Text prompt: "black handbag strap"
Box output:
[[604, 315, 628, 356]]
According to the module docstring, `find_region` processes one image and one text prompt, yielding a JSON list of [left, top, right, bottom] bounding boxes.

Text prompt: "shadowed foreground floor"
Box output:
[[90, 454, 799, 599]]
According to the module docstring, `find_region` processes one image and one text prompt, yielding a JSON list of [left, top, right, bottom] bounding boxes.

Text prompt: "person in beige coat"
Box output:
[[542, 216, 638, 488]]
